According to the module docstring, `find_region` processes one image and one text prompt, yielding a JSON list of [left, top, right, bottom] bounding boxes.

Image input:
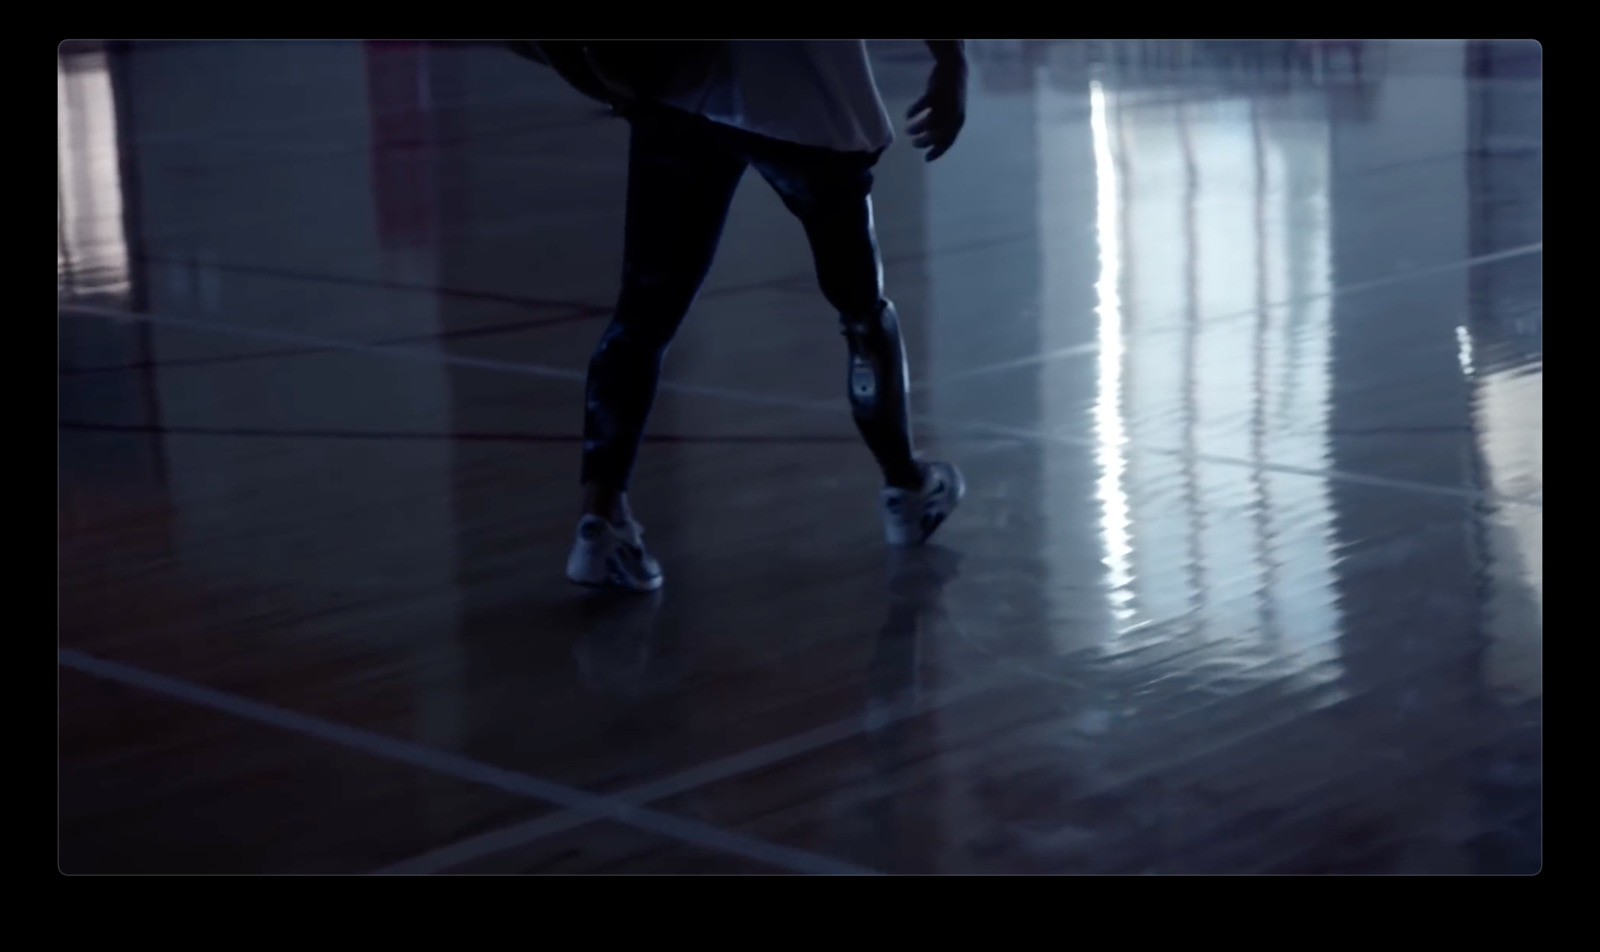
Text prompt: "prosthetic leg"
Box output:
[[840, 299, 967, 546], [841, 299, 921, 490]]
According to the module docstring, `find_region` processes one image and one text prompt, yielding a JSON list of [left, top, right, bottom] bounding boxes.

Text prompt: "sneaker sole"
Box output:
[[567, 554, 663, 593]]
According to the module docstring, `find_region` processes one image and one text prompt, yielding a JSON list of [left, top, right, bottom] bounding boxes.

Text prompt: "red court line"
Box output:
[[58, 421, 867, 446], [132, 253, 611, 316], [56, 312, 603, 376]]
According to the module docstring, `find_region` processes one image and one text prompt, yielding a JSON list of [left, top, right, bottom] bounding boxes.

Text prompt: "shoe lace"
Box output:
[[615, 518, 647, 549]]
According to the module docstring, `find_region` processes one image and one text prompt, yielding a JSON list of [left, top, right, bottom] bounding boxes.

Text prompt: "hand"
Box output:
[[906, 60, 967, 162]]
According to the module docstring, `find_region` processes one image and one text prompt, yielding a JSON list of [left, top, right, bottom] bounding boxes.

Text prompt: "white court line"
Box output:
[[377, 611, 1197, 875], [375, 666, 1015, 874], [922, 242, 1544, 387], [59, 240, 1541, 870], [57, 301, 1543, 509], [58, 649, 875, 876]]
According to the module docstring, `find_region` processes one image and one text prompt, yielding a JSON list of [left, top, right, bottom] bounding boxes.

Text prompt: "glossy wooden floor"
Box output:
[[57, 39, 1542, 874]]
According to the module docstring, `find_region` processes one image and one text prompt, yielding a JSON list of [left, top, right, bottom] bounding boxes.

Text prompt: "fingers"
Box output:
[[911, 133, 955, 160], [906, 90, 963, 162], [907, 113, 953, 144], [908, 115, 958, 158]]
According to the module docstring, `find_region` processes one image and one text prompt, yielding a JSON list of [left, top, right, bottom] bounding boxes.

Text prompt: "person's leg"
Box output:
[[751, 142, 964, 545], [581, 106, 746, 514], [749, 145, 922, 488], [570, 106, 746, 589]]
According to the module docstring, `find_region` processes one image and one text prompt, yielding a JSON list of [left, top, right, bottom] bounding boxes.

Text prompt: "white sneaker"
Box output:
[[566, 515, 664, 592], [881, 460, 965, 547]]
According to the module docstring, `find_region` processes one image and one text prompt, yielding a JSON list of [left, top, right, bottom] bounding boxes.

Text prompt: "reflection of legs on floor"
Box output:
[[840, 546, 964, 869], [568, 590, 696, 797], [571, 590, 673, 701], [865, 546, 963, 729]]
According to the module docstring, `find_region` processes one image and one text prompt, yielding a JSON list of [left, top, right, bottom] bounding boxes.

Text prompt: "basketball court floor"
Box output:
[[58, 39, 1541, 873]]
